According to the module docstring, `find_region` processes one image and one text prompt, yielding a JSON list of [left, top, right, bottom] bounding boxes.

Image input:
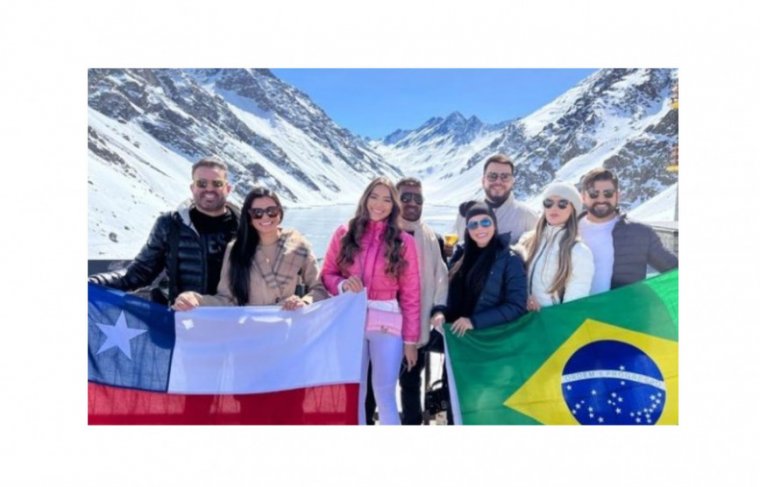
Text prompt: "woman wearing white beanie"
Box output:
[[516, 182, 594, 310]]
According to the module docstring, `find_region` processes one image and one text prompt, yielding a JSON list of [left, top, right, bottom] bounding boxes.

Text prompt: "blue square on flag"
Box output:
[[88, 284, 175, 392]]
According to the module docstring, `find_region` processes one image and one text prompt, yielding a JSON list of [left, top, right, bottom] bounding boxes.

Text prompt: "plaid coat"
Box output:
[[199, 228, 328, 306]]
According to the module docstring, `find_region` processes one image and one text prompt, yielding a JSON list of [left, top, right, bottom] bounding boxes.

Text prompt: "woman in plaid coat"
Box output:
[[173, 186, 328, 309]]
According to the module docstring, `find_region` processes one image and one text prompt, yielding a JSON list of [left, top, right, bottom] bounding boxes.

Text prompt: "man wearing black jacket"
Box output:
[[88, 155, 239, 305], [578, 167, 677, 294]]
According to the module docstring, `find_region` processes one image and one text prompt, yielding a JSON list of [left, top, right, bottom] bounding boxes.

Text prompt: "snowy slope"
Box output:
[[89, 68, 678, 259], [628, 183, 678, 222], [88, 68, 401, 257], [369, 112, 507, 181], [376, 69, 679, 214]]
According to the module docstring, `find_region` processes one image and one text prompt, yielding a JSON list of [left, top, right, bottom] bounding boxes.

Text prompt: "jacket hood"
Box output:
[[175, 198, 241, 228]]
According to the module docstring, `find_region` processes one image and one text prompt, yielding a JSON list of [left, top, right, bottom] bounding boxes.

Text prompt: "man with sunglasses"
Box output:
[[451, 154, 537, 252], [578, 167, 677, 294], [88, 155, 239, 305], [397, 178, 449, 424]]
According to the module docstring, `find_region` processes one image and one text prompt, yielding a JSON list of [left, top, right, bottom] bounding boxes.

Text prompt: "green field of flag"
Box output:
[[444, 270, 678, 425]]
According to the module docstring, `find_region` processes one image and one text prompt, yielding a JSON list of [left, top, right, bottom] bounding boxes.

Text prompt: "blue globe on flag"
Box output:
[[561, 340, 666, 425]]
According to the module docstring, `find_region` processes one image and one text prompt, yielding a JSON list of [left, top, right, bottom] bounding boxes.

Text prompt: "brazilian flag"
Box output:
[[443, 270, 678, 425]]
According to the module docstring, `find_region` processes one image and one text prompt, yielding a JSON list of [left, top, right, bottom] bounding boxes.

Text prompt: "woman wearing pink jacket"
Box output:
[[321, 177, 421, 425]]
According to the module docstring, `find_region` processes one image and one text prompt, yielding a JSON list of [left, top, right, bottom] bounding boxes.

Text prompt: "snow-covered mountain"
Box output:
[[88, 68, 677, 258], [375, 68, 678, 214], [88, 68, 401, 255], [369, 112, 510, 181]]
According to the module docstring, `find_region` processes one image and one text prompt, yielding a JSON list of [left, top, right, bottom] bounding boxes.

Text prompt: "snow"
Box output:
[[89, 108, 205, 258], [519, 78, 594, 137], [92, 202, 461, 261], [372, 120, 503, 206], [89, 68, 677, 260], [628, 183, 678, 222], [221, 93, 371, 202], [205, 85, 384, 206], [378, 69, 677, 220], [283, 204, 458, 260]]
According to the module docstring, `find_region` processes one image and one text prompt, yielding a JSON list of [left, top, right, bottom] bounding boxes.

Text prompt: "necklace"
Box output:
[[254, 236, 286, 302], [260, 241, 278, 265]]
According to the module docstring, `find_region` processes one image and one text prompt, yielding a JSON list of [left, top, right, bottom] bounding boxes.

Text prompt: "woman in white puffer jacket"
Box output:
[[516, 182, 594, 310]]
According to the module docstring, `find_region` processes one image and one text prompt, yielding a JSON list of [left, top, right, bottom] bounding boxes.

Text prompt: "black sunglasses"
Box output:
[[466, 218, 493, 230], [485, 172, 514, 182], [587, 189, 616, 199], [400, 192, 424, 205], [249, 206, 280, 219], [194, 179, 226, 189], [543, 199, 570, 210]]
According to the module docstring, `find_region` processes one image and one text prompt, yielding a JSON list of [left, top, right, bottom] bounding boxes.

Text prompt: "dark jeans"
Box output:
[[365, 362, 376, 425], [399, 349, 427, 424]]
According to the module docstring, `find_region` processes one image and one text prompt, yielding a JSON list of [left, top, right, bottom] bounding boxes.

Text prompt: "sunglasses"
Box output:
[[249, 206, 281, 219], [194, 179, 226, 189], [543, 198, 570, 210], [466, 218, 494, 231], [485, 172, 514, 183], [400, 192, 424, 205], [587, 189, 616, 199]]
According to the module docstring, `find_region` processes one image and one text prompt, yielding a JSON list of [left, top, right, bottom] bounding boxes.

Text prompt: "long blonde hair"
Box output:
[[523, 207, 580, 301]]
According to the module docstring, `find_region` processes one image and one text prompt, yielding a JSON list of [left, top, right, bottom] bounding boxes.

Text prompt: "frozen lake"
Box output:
[[93, 204, 459, 260], [90, 185, 676, 260], [282, 204, 459, 260]]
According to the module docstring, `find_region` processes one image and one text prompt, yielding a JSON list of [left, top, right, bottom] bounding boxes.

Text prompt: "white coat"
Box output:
[[518, 225, 594, 307]]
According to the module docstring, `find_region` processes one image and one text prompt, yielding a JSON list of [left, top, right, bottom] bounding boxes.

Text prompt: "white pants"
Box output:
[[359, 330, 403, 425]]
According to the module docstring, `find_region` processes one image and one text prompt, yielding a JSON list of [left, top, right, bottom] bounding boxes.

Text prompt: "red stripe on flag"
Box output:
[[88, 382, 359, 425]]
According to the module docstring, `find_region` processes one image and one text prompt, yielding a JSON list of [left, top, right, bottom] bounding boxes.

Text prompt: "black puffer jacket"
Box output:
[[609, 214, 678, 289], [88, 203, 239, 302]]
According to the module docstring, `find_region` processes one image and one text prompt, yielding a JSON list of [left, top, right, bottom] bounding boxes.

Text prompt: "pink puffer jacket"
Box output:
[[321, 220, 421, 343]]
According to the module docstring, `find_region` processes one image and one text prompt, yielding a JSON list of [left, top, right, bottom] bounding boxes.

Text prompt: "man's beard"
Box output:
[[402, 208, 421, 223], [589, 202, 616, 219], [195, 192, 226, 213], [485, 188, 510, 207]]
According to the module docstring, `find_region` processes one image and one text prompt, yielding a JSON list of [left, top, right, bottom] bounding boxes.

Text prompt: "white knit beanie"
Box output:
[[541, 182, 582, 216]]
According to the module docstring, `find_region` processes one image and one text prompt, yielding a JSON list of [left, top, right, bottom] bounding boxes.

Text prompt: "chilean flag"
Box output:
[[88, 283, 366, 425]]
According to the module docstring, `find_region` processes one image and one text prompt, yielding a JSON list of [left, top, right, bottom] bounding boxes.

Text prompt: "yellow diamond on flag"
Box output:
[[504, 319, 678, 425]]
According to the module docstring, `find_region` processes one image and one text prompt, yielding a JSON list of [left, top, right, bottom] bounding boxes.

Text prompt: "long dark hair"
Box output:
[[449, 203, 499, 280], [447, 205, 501, 317], [337, 176, 407, 278], [229, 186, 284, 305]]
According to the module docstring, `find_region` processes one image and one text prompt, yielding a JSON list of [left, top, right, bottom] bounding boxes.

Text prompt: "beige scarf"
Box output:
[[400, 219, 449, 348]]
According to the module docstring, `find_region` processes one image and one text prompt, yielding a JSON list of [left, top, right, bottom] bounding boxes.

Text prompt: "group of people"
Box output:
[[89, 153, 678, 425]]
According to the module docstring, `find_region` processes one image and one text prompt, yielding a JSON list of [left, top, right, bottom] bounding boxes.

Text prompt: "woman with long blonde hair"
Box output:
[[517, 182, 594, 310], [321, 177, 421, 425]]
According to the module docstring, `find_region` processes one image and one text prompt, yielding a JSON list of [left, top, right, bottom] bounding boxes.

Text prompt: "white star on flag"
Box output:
[[95, 311, 147, 360]]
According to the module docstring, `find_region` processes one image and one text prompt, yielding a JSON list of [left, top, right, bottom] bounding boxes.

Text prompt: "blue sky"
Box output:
[[272, 68, 597, 139]]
